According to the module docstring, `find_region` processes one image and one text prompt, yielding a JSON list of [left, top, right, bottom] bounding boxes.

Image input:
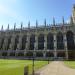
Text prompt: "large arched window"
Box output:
[[38, 34, 44, 50], [29, 34, 35, 50], [57, 32, 64, 50], [0, 37, 4, 50], [22, 35, 27, 50], [7, 36, 11, 50], [14, 35, 19, 50], [66, 31, 75, 50], [47, 33, 54, 50]]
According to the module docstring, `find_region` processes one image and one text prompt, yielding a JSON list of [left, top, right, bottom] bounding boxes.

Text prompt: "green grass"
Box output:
[[0, 59, 48, 75], [64, 61, 75, 69]]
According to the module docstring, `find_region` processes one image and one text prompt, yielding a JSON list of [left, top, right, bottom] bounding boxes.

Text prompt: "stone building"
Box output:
[[0, 5, 75, 60]]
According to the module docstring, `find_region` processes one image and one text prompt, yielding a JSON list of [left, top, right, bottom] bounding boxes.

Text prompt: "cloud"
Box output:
[[0, 0, 24, 25], [0, 2, 23, 22], [0, 4, 10, 15], [0, 0, 17, 16], [0, 4, 17, 17]]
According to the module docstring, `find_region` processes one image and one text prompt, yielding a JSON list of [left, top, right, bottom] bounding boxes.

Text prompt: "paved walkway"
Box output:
[[35, 61, 75, 75]]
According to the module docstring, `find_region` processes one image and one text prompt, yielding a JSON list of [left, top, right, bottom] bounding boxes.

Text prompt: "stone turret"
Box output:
[[21, 22, 23, 30], [62, 17, 64, 24], [7, 24, 9, 30], [1, 25, 3, 31], [36, 20, 38, 28], [14, 23, 16, 30], [53, 17, 55, 25], [28, 21, 30, 29], [44, 19, 46, 27], [72, 4, 75, 24]]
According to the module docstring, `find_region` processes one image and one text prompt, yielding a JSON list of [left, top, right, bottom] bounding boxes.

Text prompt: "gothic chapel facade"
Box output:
[[0, 5, 75, 60]]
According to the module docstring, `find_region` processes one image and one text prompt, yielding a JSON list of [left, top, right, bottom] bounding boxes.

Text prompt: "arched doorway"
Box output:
[[47, 33, 54, 50], [57, 52, 65, 58], [57, 32, 64, 50], [36, 52, 43, 57], [38, 34, 44, 50], [46, 52, 54, 57]]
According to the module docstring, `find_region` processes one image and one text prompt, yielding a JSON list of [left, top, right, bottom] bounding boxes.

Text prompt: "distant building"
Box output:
[[0, 5, 75, 60]]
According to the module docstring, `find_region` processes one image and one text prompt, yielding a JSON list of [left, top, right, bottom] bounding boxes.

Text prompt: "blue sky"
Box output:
[[0, 0, 75, 29]]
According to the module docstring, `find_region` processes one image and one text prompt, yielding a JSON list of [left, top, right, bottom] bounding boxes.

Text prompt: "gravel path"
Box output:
[[35, 61, 75, 75]]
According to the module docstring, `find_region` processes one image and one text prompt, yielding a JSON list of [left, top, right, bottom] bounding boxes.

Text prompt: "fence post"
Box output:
[[24, 66, 29, 75]]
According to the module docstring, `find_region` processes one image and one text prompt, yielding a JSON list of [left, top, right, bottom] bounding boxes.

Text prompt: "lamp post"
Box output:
[[48, 58, 49, 64], [32, 51, 35, 75]]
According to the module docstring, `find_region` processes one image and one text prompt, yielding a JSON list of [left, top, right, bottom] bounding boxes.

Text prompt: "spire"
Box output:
[[21, 22, 23, 30], [7, 24, 9, 30], [73, 4, 75, 10], [53, 17, 55, 25], [36, 20, 38, 28], [62, 17, 65, 25], [14, 23, 16, 30], [72, 4, 75, 24], [1, 25, 3, 30], [28, 21, 30, 28], [44, 19, 46, 27], [70, 16, 73, 24]]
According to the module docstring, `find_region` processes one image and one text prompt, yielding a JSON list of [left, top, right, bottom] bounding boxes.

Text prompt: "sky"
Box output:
[[0, 0, 75, 29]]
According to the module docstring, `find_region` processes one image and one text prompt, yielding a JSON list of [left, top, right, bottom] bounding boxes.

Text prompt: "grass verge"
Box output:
[[64, 61, 75, 69], [0, 59, 48, 75]]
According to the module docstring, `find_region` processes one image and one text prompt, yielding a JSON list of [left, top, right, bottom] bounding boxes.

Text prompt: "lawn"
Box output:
[[0, 59, 48, 75], [64, 61, 75, 69]]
